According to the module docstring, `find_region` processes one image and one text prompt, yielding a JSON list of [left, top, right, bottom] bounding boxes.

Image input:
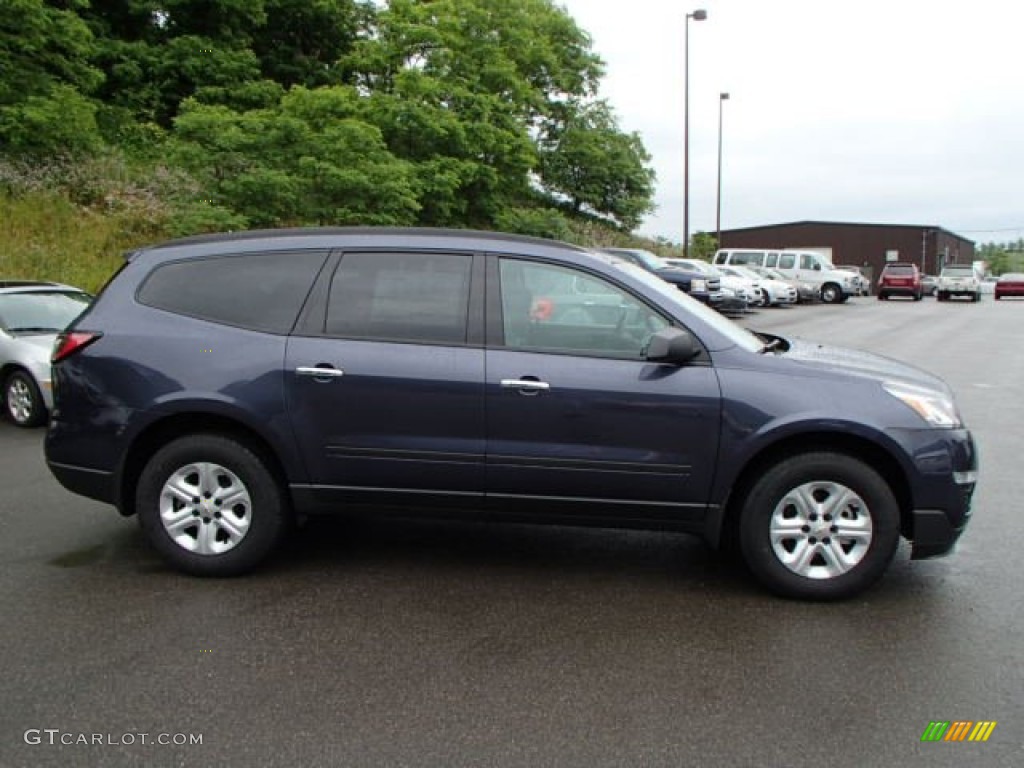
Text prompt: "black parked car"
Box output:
[[599, 248, 723, 308], [45, 228, 977, 600]]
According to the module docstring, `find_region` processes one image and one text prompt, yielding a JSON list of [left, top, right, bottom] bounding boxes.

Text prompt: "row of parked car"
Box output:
[[876, 262, 1024, 302], [598, 247, 860, 315]]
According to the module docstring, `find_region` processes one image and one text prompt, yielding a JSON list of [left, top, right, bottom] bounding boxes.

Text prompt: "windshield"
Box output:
[[593, 253, 764, 354], [629, 249, 668, 271], [0, 291, 92, 333]]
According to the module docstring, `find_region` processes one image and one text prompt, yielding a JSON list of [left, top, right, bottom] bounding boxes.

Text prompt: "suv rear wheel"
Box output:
[[820, 283, 842, 304], [136, 434, 289, 576], [738, 452, 900, 600]]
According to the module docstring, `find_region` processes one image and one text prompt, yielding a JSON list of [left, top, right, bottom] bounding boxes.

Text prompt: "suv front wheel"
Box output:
[[739, 452, 900, 600], [136, 434, 289, 576]]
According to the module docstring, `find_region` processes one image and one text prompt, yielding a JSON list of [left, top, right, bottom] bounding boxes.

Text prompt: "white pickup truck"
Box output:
[[713, 249, 857, 304]]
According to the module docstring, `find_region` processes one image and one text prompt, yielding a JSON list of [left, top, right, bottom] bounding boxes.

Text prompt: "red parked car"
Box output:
[[995, 273, 1024, 300], [877, 262, 923, 301]]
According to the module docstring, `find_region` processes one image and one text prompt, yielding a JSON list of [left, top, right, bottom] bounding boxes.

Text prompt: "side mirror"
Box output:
[[813, 263, 822, 271], [646, 327, 700, 365]]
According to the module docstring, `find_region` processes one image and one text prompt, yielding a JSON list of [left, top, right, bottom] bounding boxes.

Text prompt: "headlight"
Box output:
[[691, 279, 707, 292], [882, 381, 961, 428]]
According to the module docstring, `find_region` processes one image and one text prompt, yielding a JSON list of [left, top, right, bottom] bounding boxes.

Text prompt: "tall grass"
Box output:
[[0, 193, 147, 293]]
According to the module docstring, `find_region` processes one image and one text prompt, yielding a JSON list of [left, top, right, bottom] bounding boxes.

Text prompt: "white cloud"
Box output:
[[558, 0, 1024, 243]]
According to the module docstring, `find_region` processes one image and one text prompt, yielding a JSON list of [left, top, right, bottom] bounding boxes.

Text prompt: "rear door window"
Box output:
[[138, 250, 328, 333], [326, 251, 472, 345]]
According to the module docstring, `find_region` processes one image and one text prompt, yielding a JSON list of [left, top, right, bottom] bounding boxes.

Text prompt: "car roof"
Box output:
[[131, 227, 591, 261], [0, 280, 85, 294]]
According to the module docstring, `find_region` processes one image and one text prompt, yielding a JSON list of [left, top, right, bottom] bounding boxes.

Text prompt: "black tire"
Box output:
[[4, 369, 47, 428], [877, 292, 886, 301], [136, 434, 290, 576], [913, 291, 922, 301], [821, 283, 842, 304], [738, 452, 900, 600]]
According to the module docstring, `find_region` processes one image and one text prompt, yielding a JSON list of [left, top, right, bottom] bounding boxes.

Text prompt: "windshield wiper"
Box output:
[[8, 326, 60, 333], [760, 338, 783, 354]]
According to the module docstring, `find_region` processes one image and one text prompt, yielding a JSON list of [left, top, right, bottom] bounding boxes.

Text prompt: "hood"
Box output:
[[782, 337, 950, 395], [652, 266, 692, 284]]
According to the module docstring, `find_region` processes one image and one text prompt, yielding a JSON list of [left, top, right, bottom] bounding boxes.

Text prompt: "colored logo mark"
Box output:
[[921, 721, 997, 742]]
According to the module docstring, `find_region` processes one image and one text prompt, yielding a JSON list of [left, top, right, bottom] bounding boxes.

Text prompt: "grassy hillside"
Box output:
[[1, 188, 681, 296], [0, 193, 156, 293]]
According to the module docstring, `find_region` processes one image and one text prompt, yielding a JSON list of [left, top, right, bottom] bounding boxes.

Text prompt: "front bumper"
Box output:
[[893, 427, 978, 559]]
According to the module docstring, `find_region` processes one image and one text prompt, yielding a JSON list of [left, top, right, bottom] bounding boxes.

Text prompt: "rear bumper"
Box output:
[[879, 285, 920, 296], [47, 460, 116, 506]]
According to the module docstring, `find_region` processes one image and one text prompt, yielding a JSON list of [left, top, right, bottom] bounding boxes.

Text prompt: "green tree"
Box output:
[[0, 0, 103, 105], [171, 86, 420, 227], [688, 231, 718, 261], [0, 0, 104, 155], [538, 100, 655, 230], [347, 0, 605, 228]]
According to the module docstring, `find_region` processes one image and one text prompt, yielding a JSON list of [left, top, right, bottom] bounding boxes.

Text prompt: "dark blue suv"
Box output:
[[45, 228, 977, 599]]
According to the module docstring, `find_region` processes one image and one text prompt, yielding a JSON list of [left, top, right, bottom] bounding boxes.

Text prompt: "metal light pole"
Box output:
[[683, 8, 707, 258], [716, 92, 729, 250]]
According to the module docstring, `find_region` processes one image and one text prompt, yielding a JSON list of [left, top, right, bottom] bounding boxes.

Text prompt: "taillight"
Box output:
[[52, 332, 102, 363]]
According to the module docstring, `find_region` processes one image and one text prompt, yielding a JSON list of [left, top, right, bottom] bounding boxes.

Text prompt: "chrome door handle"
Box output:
[[500, 378, 550, 392], [296, 366, 344, 379]]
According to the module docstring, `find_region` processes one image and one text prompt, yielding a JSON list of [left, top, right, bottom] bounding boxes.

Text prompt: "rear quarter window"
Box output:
[[137, 250, 328, 333]]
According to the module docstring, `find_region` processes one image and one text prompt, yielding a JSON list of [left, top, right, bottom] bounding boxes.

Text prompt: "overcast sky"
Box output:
[[557, 0, 1023, 245]]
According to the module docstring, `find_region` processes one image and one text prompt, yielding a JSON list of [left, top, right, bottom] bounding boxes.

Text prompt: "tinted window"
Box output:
[[765, 253, 778, 267], [326, 251, 471, 344], [800, 253, 817, 269], [499, 259, 669, 358], [778, 253, 796, 269], [138, 250, 327, 333]]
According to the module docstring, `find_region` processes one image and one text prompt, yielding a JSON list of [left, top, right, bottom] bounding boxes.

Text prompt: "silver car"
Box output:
[[1, 281, 92, 427]]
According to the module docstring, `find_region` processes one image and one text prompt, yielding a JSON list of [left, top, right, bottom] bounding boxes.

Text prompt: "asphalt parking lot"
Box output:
[[2, 295, 1022, 767]]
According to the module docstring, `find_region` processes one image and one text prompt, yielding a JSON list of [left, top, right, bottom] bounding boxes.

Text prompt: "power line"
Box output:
[[956, 226, 1024, 234]]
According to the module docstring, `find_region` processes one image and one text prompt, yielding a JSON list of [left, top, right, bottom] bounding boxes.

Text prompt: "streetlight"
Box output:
[[716, 92, 729, 249], [683, 8, 707, 258]]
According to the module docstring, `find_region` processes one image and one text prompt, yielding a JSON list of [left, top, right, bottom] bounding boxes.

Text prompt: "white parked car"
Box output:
[[719, 265, 797, 306], [665, 259, 764, 308], [750, 266, 817, 304], [1, 281, 93, 427], [937, 265, 981, 302]]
